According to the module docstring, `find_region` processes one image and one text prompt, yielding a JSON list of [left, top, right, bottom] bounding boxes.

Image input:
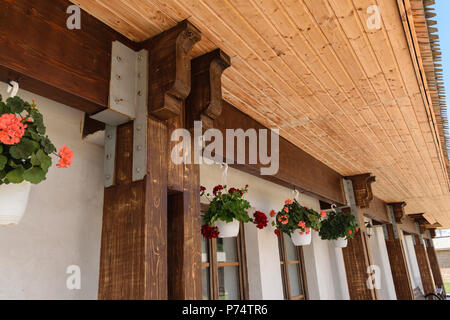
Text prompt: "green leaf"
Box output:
[[6, 96, 25, 114], [6, 167, 25, 183], [0, 144, 3, 154], [35, 149, 52, 172], [23, 167, 46, 184], [0, 155, 6, 171], [9, 138, 39, 159]]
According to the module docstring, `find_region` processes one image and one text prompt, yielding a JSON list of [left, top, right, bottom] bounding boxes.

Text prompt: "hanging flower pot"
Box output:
[[291, 228, 312, 246], [332, 237, 348, 248], [215, 219, 240, 238], [0, 96, 73, 225], [200, 184, 269, 239], [271, 199, 322, 246], [318, 209, 359, 247], [0, 181, 31, 225]]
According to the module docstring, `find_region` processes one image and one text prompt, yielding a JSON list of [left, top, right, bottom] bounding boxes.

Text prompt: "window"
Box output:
[[201, 223, 249, 300], [278, 233, 308, 300]]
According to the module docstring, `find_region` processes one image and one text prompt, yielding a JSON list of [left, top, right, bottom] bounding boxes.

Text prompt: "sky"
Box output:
[[435, 1, 449, 232], [435, 0, 450, 133]]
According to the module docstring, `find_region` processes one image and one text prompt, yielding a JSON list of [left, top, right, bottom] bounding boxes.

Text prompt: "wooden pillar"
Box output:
[[342, 174, 377, 300], [384, 222, 414, 299], [426, 238, 445, 292], [98, 21, 201, 299], [412, 234, 436, 294]]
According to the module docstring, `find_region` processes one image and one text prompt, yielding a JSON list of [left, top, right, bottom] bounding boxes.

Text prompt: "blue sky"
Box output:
[[435, 0, 450, 123]]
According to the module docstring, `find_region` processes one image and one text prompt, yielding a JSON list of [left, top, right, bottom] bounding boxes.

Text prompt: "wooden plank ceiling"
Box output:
[[71, 0, 450, 227]]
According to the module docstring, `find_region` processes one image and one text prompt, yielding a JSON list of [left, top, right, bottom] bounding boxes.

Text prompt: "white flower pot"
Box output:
[[291, 229, 312, 246], [333, 237, 348, 248], [215, 219, 240, 238], [0, 182, 31, 226]]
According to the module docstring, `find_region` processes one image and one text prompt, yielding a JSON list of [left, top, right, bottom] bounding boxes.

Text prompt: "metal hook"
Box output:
[[7, 80, 19, 98]]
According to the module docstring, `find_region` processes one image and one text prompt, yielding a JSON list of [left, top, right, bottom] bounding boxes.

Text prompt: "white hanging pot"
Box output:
[[0, 182, 31, 226], [291, 229, 312, 246], [215, 219, 240, 238], [333, 237, 348, 248]]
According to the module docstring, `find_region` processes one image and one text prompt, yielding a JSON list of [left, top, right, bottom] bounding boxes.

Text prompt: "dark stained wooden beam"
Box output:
[[0, 0, 136, 113], [425, 239, 445, 293], [99, 21, 201, 300], [212, 101, 346, 205], [187, 49, 231, 129], [345, 174, 376, 208], [389, 202, 407, 224], [412, 234, 436, 295], [143, 20, 201, 120], [384, 223, 414, 300]]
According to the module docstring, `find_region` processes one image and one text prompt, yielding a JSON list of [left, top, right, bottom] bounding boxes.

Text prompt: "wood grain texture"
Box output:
[[143, 20, 201, 120], [70, 0, 450, 228], [412, 234, 436, 295], [426, 240, 445, 291], [345, 174, 376, 208], [0, 0, 136, 113], [342, 231, 377, 300], [213, 101, 346, 205], [384, 223, 414, 300]]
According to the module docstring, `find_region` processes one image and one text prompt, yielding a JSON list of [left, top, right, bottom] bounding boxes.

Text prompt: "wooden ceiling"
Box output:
[[71, 0, 450, 227]]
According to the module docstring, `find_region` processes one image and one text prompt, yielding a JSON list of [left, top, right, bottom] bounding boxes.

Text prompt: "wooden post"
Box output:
[[98, 21, 201, 300], [384, 223, 414, 299], [412, 234, 436, 294], [425, 238, 445, 293], [342, 174, 377, 300]]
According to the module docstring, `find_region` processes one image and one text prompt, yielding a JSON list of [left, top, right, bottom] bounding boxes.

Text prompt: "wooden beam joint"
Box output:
[[187, 49, 231, 129], [345, 173, 376, 208], [389, 202, 407, 224], [144, 20, 201, 120]]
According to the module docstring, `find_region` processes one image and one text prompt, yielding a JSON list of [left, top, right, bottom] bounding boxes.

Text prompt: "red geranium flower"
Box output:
[[253, 211, 268, 229], [213, 184, 223, 196], [269, 210, 276, 217], [56, 145, 73, 168], [0, 113, 27, 145], [274, 229, 281, 237], [320, 210, 327, 218], [348, 230, 353, 235], [285, 199, 293, 205], [355, 227, 359, 232], [200, 186, 206, 192], [201, 224, 219, 239]]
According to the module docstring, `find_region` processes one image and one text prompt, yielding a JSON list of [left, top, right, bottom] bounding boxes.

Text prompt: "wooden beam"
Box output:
[[384, 223, 415, 300], [143, 20, 201, 120], [212, 101, 346, 205], [389, 202, 407, 224], [345, 174, 376, 208], [186, 49, 231, 129], [0, 0, 136, 113], [98, 21, 200, 300], [341, 177, 377, 300], [412, 234, 436, 295], [425, 239, 446, 293]]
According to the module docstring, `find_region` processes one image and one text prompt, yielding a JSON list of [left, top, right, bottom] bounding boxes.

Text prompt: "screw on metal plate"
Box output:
[[116, 56, 122, 62], [114, 98, 123, 104]]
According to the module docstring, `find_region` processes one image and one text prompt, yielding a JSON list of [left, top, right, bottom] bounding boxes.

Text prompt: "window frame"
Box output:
[[201, 204, 249, 300], [278, 233, 309, 300]]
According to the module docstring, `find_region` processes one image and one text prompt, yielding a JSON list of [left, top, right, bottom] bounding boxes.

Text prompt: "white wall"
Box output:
[[200, 163, 348, 300], [0, 82, 104, 299], [366, 225, 396, 300], [402, 233, 423, 293]]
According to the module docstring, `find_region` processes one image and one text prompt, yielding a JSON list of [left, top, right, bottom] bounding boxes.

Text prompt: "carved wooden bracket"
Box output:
[[429, 228, 436, 238], [186, 49, 231, 129], [345, 174, 376, 208], [389, 202, 407, 223], [143, 20, 201, 120]]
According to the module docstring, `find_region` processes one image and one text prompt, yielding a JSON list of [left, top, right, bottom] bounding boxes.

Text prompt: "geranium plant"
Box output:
[[200, 184, 268, 239], [319, 209, 359, 241], [271, 199, 324, 238], [0, 95, 73, 185]]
